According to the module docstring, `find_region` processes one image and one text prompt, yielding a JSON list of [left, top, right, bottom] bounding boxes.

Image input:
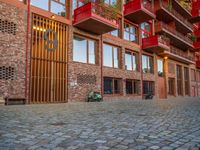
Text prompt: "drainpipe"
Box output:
[[25, 0, 31, 104], [100, 35, 103, 100], [139, 27, 144, 99]]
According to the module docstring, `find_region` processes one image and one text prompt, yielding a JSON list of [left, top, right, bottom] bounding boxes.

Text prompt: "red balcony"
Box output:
[[73, 2, 119, 35], [190, 1, 200, 23], [124, 0, 155, 24], [194, 29, 200, 37], [155, 22, 194, 50], [191, 9, 200, 23], [196, 60, 200, 67], [193, 41, 200, 49], [156, 2, 193, 34], [142, 35, 170, 53]]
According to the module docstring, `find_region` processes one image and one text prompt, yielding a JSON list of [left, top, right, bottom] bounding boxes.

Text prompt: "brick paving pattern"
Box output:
[[0, 98, 200, 150]]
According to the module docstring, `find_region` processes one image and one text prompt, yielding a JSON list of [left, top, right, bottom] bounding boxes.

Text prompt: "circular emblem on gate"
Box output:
[[44, 29, 58, 51]]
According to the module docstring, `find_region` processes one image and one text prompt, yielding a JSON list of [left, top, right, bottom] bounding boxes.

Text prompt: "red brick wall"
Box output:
[[0, 1, 27, 98]]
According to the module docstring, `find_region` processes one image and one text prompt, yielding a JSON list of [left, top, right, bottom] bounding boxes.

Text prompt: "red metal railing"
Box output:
[[194, 41, 200, 48], [161, 2, 193, 30], [155, 22, 193, 46], [142, 35, 170, 49], [74, 2, 118, 27], [124, 0, 154, 14], [194, 29, 200, 37], [196, 60, 200, 67], [170, 46, 195, 61]]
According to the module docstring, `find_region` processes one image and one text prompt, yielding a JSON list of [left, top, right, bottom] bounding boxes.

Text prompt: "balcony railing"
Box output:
[[160, 2, 193, 30], [125, 0, 154, 13], [193, 41, 200, 49], [155, 22, 193, 46], [196, 60, 200, 67], [142, 35, 170, 50], [170, 46, 195, 61], [175, 0, 192, 12], [124, 0, 155, 23], [73, 2, 119, 34]]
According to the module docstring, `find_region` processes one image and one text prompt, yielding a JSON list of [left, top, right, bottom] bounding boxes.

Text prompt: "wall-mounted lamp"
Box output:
[[51, 15, 55, 19], [164, 56, 168, 60]]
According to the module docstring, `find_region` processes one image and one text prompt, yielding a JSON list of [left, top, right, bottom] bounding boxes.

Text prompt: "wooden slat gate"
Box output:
[[30, 14, 67, 103]]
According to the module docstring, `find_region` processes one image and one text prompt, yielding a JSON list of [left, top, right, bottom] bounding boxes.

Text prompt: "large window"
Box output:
[[104, 77, 121, 94], [141, 22, 152, 38], [103, 44, 120, 68], [184, 67, 189, 95], [73, 36, 96, 64], [177, 65, 183, 96], [124, 22, 138, 43], [105, 0, 117, 5], [125, 51, 138, 71], [191, 69, 196, 81], [109, 29, 119, 37], [143, 81, 154, 95], [142, 55, 153, 73], [126, 80, 140, 95], [31, 0, 66, 17], [157, 59, 163, 77], [168, 78, 175, 95]]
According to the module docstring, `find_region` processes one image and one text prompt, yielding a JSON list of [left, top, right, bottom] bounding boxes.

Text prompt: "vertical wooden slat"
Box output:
[[31, 14, 67, 103]]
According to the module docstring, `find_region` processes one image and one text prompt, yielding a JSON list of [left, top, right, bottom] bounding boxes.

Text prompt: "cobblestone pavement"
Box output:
[[0, 98, 200, 150]]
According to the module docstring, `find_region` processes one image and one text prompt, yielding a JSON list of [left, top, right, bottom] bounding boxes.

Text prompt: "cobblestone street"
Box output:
[[0, 98, 200, 150]]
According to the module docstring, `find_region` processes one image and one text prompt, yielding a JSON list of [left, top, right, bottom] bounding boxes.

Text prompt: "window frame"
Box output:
[[124, 22, 138, 43], [184, 67, 189, 96], [126, 79, 140, 95], [141, 21, 152, 39], [125, 50, 139, 71], [142, 55, 154, 74], [143, 81, 155, 95], [103, 43, 121, 68], [157, 59, 163, 77], [73, 35, 97, 65], [104, 77, 122, 95], [168, 77, 175, 95], [31, 0, 67, 17], [191, 69, 196, 81]]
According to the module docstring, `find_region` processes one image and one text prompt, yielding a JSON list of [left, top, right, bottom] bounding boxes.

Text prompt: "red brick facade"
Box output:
[[0, 0, 199, 103]]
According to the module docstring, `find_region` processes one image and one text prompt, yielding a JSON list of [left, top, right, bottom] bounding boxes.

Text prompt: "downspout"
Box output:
[[139, 27, 144, 99], [100, 35, 103, 100], [25, 0, 31, 104]]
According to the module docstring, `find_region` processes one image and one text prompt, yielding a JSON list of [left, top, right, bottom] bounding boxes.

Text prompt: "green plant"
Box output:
[[167, 0, 172, 11], [191, 35, 197, 42]]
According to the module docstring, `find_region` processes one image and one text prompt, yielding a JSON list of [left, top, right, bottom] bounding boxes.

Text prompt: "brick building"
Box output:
[[0, 0, 200, 103]]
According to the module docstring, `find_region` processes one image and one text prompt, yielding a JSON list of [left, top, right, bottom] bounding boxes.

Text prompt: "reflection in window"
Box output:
[[31, 0, 66, 17], [126, 79, 140, 94], [73, 36, 96, 64], [142, 55, 153, 73], [105, 0, 117, 6], [31, 0, 49, 10], [157, 59, 163, 77], [141, 22, 152, 38], [103, 44, 120, 68], [125, 51, 138, 71], [104, 77, 121, 94], [124, 22, 138, 43], [51, 1, 66, 17], [110, 29, 119, 37], [143, 81, 154, 95]]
